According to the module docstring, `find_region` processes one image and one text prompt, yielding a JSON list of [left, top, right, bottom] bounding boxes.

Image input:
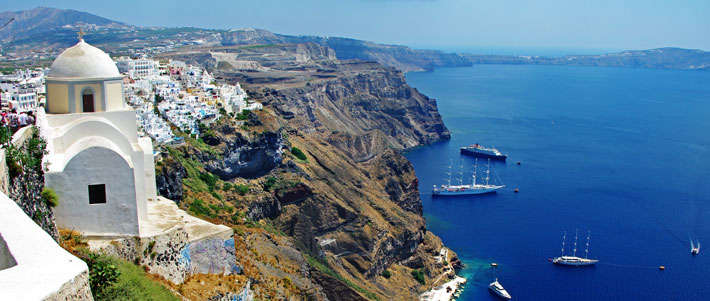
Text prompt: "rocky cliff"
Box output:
[[156, 41, 455, 300], [218, 29, 472, 72]]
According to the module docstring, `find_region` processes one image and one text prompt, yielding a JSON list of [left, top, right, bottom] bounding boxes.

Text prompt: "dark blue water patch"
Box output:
[[405, 65, 710, 300]]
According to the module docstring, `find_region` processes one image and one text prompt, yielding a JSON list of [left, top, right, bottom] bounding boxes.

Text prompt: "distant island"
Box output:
[[1, 7, 708, 73], [461, 48, 710, 71]]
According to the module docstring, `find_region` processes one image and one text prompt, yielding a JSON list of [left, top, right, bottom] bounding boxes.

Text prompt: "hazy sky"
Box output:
[[6, 0, 710, 54]]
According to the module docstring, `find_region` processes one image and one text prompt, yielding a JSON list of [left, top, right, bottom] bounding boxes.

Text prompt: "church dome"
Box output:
[[48, 40, 120, 79]]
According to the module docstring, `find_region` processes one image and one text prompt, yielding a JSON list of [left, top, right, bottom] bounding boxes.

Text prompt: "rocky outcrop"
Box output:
[[246, 197, 282, 221], [257, 62, 450, 151], [310, 269, 367, 301], [206, 131, 286, 180], [156, 157, 186, 202], [363, 150, 423, 215]]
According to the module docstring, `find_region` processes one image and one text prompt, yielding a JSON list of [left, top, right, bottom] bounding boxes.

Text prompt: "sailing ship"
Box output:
[[460, 143, 507, 160], [488, 263, 511, 299], [553, 230, 599, 266], [691, 240, 700, 255], [432, 158, 504, 196]]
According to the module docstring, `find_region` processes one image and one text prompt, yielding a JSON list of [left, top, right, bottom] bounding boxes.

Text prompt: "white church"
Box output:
[[38, 35, 157, 237]]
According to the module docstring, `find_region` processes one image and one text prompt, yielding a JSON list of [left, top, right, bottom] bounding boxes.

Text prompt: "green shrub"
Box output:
[[188, 199, 214, 218], [234, 184, 249, 195], [290, 146, 307, 161], [5, 127, 48, 178], [381, 269, 392, 279], [222, 182, 233, 191], [198, 172, 219, 192], [211, 191, 223, 201], [263, 176, 277, 192], [411, 269, 426, 285], [236, 109, 252, 121], [85, 253, 120, 298], [41, 187, 59, 207], [99, 257, 178, 300]]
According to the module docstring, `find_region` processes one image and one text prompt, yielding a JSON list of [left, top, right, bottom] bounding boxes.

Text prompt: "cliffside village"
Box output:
[[0, 56, 261, 143]]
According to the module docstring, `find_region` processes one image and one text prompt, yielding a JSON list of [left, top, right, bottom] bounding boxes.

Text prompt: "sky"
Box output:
[[5, 0, 710, 55]]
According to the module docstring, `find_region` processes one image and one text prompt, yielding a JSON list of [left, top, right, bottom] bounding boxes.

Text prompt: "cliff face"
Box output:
[[256, 62, 450, 150], [155, 157, 186, 202], [159, 42, 455, 300], [205, 130, 286, 179], [280, 36, 472, 72], [217, 29, 472, 72]]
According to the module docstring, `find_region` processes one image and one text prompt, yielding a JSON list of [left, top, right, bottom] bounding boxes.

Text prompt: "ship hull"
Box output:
[[460, 148, 507, 160], [432, 186, 503, 196], [488, 282, 512, 299], [553, 256, 598, 266]]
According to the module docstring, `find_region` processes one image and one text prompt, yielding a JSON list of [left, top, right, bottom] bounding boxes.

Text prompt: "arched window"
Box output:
[[81, 88, 95, 112]]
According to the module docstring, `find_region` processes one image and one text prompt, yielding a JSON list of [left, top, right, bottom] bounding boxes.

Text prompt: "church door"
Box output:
[[82, 91, 94, 112]]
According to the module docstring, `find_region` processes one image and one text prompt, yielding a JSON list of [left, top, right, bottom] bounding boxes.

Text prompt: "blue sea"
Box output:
[[404, 65, 710, 300]]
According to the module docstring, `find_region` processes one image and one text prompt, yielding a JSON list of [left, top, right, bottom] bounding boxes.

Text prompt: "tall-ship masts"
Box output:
[[585, 230, 591, 259], [472, 158, 478, 186], [446, 160, 452, 186], [459, 159, 465, 186], [485, 159, 491, 186], [573, 229, 579, 257], [432, 157, 504, 196], [553, 229, 598, 266], [560, 231, 566, 257]]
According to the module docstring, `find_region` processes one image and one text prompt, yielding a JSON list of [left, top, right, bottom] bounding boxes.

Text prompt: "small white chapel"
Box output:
[[38, 33, 157, 237]]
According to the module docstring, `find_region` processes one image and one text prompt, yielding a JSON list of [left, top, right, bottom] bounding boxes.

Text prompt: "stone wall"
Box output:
[[0, 126, 60, 241], [93, 226, 239, 284]]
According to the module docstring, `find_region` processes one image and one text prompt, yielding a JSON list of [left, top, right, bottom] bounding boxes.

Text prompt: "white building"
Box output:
[[136, 102, 174, 144], [219, 83, 248, 114], [116, 58, 157, 79], [39, 38, 157, 237], [7, 87, 38, 112]]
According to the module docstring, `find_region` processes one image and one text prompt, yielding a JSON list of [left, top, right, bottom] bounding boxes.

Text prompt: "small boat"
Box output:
[[432, 159, 504, 196], [553, 230, 599, 266], [691, 240, 700, 255], [489, 279, 511, 299], [460, 143, 507, 160]]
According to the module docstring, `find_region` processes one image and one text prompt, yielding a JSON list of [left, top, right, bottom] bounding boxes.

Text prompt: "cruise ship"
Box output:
[[432, 159, 504, 196], [460, 143, 507, 160]]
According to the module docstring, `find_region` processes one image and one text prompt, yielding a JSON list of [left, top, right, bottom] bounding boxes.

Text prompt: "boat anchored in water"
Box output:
[[553, 230, 599, 266], [432, 159, 504, 196], [489, 280, 512, 300], [460, 143, 507, 160], [488, 263, 511, 299], [691, 240, 700, 255]]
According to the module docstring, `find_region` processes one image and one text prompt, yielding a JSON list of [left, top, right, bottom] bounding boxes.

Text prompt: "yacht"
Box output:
[[489, 279, 512, 299], [691, 240, 700, 255], [553, 230, 599, 266]]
